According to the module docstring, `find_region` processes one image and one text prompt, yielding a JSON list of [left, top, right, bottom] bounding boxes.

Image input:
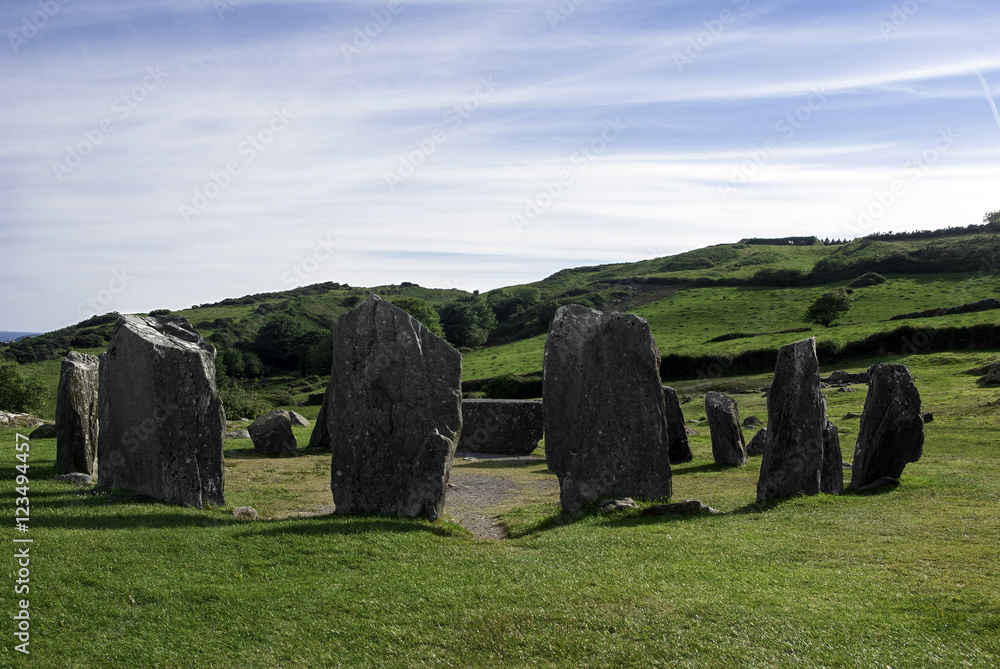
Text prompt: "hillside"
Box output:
[[4, 217, 1000, 414]]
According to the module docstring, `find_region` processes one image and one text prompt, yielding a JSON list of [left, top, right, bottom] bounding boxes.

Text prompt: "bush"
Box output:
[[481, 373, 543, 399], [848, 272, 887, 289], [0, 360, 48, 414], [219, 382, 272, 420], [806, 288, 853, 327]]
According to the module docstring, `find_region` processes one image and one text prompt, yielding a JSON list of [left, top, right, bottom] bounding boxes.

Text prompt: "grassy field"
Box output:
[[3, 350, 998, 667], [463, 272, 1000, 380]]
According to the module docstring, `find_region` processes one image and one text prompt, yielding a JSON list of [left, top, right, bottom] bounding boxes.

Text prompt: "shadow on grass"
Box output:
[[671, 462, 748, 475], [239, 514, 464, 539], [504, 498, 725, 539], [455, 457, 549, 472]]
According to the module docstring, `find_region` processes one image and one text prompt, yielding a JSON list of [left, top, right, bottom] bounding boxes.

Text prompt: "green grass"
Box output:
[[463, 272, 1000, 380], [4, 350, 999, 667]]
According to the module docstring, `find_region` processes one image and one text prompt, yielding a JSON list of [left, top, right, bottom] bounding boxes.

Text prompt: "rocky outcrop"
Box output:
[[662, 386, 693, 464], [851, 363, 924, 490], [248, 410, 298, 456], [757, 338, 829, 501], [457, 399, 543, 455], [55, 351, 101, 475], [544, 305, 672, 513], [96, 315, 225, 508], [705, 392, 747, 466], [326, 295, 462, 520]]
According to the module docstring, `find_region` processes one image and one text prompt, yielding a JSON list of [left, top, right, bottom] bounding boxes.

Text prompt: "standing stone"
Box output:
[[746, 427, 768, 456], [55, 351, 101, 475], [757, 337, 828, 501], [544, 305, 671, 513], [307, 400, 332, 451], [327, 295, 462, 520], [248, 410, 297, 456], [97, 315, 225, 508], [662, 386, 693, 464], [851, 362, 924, 489], [457, 399, 543, 455], [705, 392, 747, 466], [821, 421, 843, 495]]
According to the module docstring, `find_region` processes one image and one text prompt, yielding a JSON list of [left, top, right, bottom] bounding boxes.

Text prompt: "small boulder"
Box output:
[[29, 423, 56, 439], [233, 506, 260, 520], [287, 411, 311, 427], [704, 392, 747, 466], [52, 472, 93, 485], [644, 499, 719, 515], [600, 498, 639, 514], [248, 410, 298, 457], [742, 415, 762, 429], [225, 430, 251, 440]]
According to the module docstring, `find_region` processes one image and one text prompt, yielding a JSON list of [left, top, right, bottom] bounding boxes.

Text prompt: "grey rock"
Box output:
[[232, 506, 260, 520], [746, 427, 768, 455], [921, 412, 934, 423], [544, 305, 672, 513], [55, 351, 101, 476], [644, 499, 719, 515], [308, 376, 333, 452], [984, 363, 1000, 384], [856, 476, 900, 492], [837, 387, 856, 393], [742, 415, 763, 429], [52, 472, 93, 485], [248, 410, 298, 457], [29, 423, 56, 439], [662, 386, 693, 464], [96, 315, 225, 508], [705, 392, 747, 466], [327, 295, 462, 521], [457, 399, 543, 455], [844, 412, 862, 419], [842, 461, 852, 469], [600, 497, 639, 513], [287, 410, 310, 427], [821, 421, 843, 495], [757, 338, 830, 501], [824, 370, 870, 385], [851, 363, 924, 490], [224, 429, 251, 440]]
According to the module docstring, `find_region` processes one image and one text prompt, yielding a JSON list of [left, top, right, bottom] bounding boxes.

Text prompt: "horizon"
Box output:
[[2, 1, 999, 332]]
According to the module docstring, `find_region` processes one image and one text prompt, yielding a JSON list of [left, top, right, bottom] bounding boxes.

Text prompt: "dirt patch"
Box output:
[[445, 454, 558, 540]]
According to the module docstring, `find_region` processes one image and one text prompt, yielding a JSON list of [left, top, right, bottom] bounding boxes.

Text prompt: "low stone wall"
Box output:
[[458, 399, 543, 456]]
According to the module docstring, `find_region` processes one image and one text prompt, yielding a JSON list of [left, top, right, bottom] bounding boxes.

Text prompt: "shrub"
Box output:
[[481, 373, 543, 399], [848, 272, 887, 289], [0, 360, 48, 414], [806, 288, 853, 327], [219, 382, 272, 420]]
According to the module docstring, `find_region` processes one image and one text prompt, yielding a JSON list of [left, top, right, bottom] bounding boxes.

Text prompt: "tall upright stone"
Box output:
[[662, 386, 693, 464], [705, 392, 747, 466], [821, 421, 843, 495], [327, 295, 462, 520], [458, 399, 543, 455], [55, 351, 101, 475], [544, 305, 671, 513], [97, 315, 225, 508], [851, 362, 924, 489], [757, 337, 830, 501]]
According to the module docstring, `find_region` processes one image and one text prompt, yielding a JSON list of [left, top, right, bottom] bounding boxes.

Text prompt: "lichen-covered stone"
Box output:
[[55, 351, 100, 475], [757, 338, 828, 501], [543, 305, 671, 513], [662, 386, 693, 464], [457, 399, 543, 455], [97, 315, 225, 508], [327, 295, 462, 520], [746, 427, 768, 455], [705, 392, 747, 466], [851, 363, 924, 489]]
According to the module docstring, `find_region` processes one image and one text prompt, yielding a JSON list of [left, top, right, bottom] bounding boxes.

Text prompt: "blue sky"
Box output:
[[2, 0, 999, 332]]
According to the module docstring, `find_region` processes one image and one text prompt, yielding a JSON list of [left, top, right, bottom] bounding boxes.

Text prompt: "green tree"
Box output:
[[253, 314, 306, 366], [984, 210, 1000, 227], [438, 296, 498, 348], [0, 360, 48, 414], [390, 297, 445, 338], [806, 288, 853, 327]]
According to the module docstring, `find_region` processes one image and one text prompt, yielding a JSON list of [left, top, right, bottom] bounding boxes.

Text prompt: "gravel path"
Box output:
[[445, 454, 555, 540]]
